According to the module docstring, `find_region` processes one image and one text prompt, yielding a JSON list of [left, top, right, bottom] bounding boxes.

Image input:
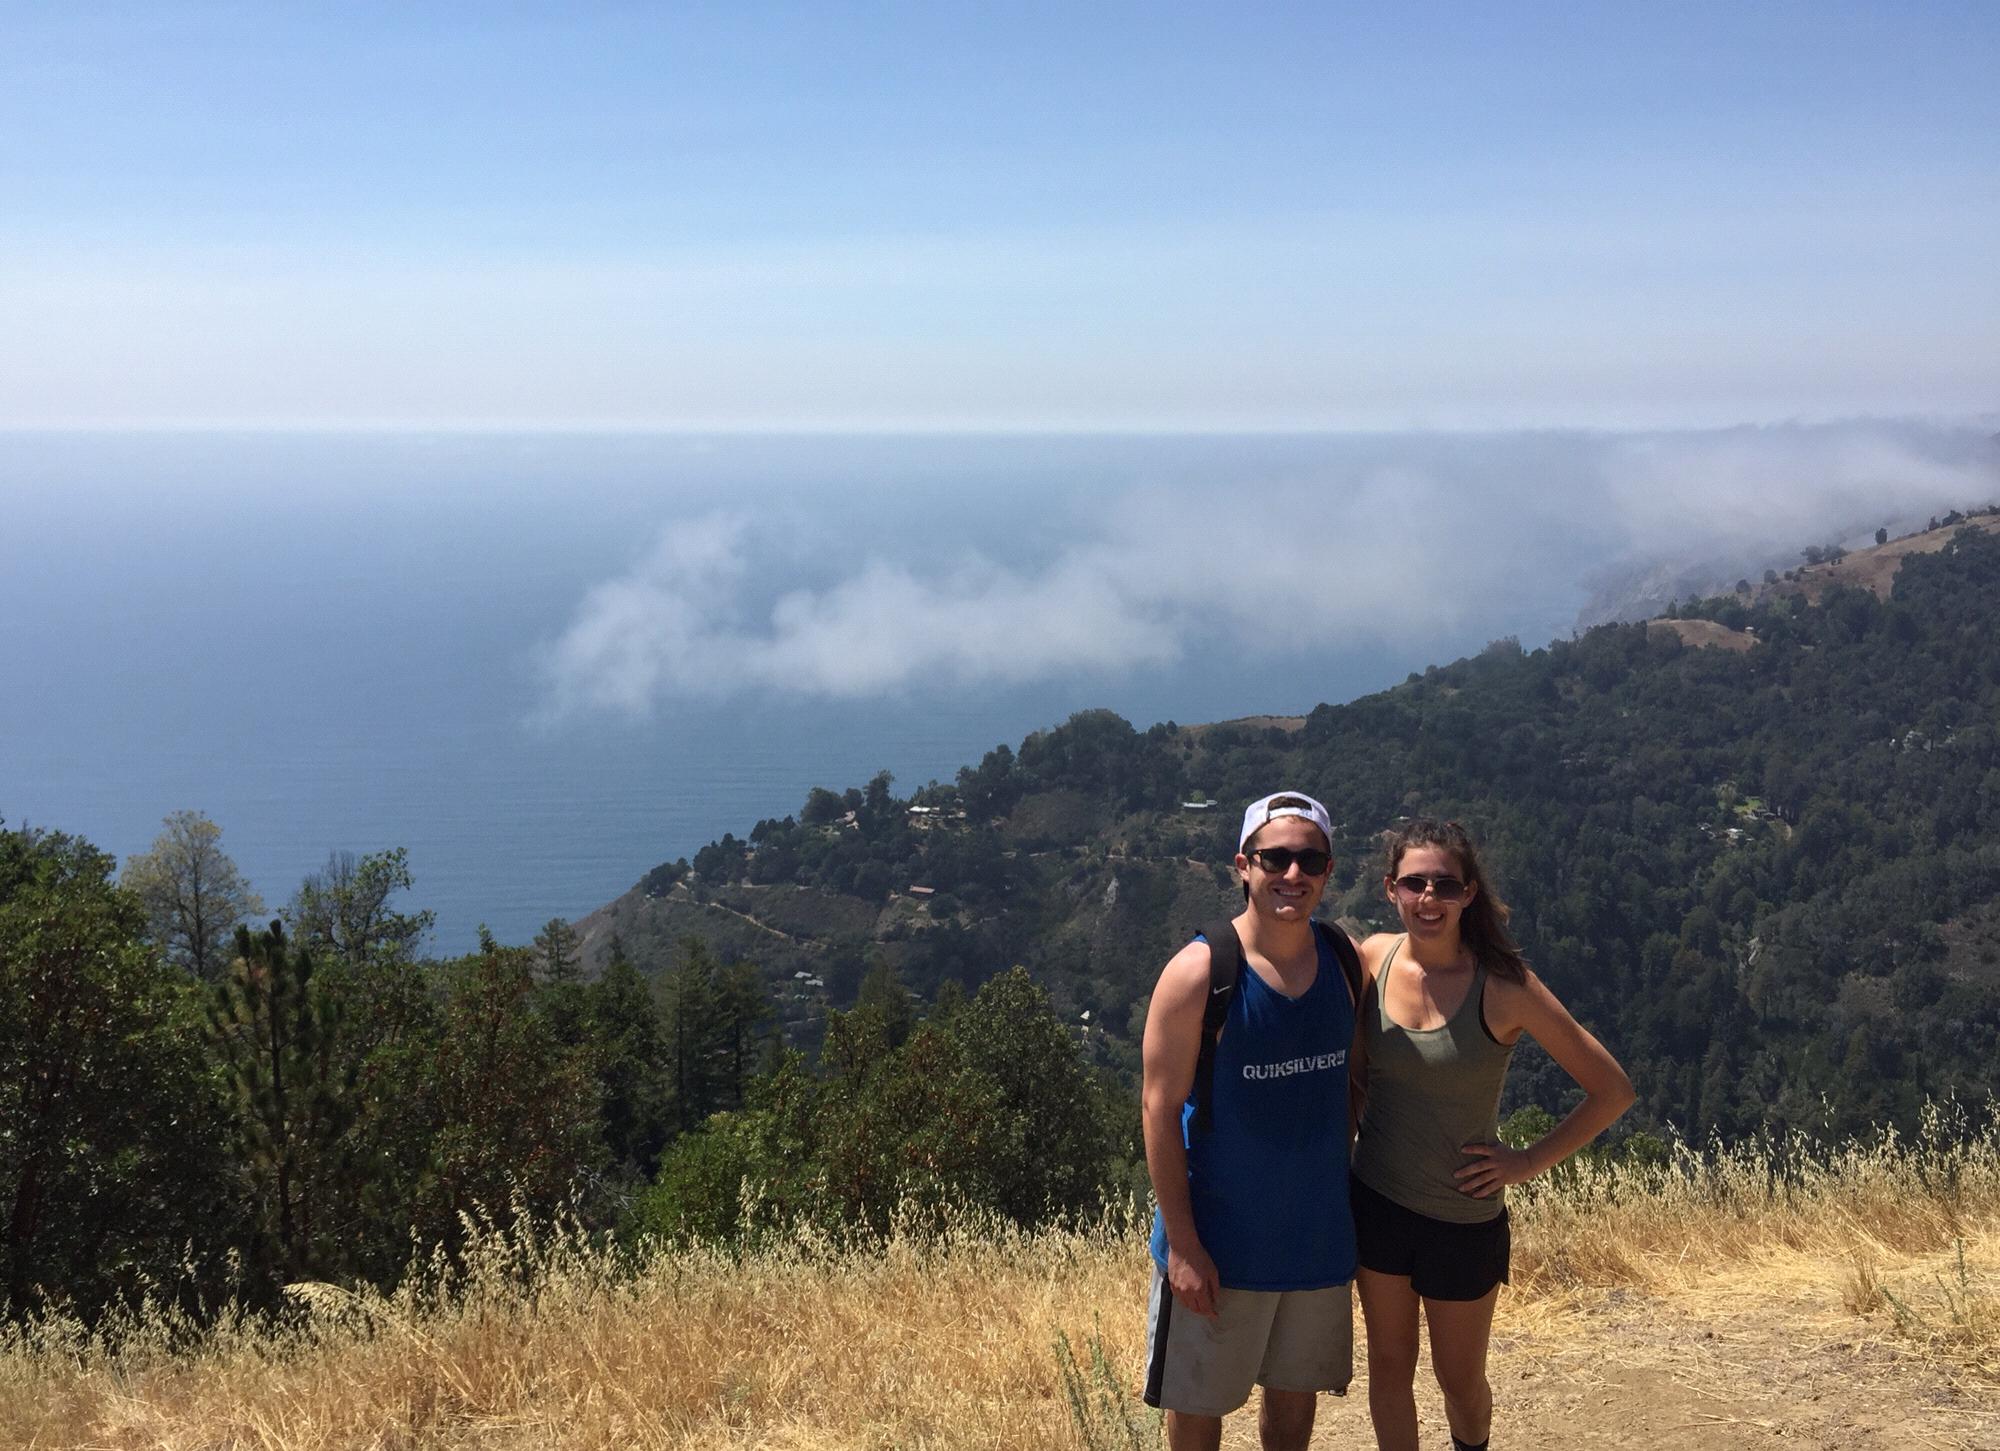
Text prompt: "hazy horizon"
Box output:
[[6, 6, 1997, 432], [7, 423, 1997, 950]]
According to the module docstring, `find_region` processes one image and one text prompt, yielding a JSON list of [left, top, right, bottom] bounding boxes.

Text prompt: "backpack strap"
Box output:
[[1191, 917, 1242, 1135], [1190, 916, 1362, 1136], [1317, 919, 1364, 1012]]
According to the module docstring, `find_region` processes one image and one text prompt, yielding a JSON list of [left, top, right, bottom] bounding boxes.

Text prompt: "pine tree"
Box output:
[[663, 937, 725, 1133], [209, 921, 354, 1280], [586, 947, 671, 1175], [536, 918, 589, 1048], [534, 917, 581, 984], [713, 958, 770, 1110]]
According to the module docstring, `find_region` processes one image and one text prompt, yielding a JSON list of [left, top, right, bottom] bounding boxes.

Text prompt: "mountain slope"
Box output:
[[586, 522, 2000, 1139]]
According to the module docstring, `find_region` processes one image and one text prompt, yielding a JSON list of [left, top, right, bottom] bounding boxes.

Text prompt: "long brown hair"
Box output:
[[1384, 818, 1529, 982]]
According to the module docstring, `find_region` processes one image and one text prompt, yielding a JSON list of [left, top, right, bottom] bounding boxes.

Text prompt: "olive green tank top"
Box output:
[[1352, 937, 1515, 1224]]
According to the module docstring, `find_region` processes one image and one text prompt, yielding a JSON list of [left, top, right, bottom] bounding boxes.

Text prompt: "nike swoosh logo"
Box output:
[[1210, 985, 1232, 996]]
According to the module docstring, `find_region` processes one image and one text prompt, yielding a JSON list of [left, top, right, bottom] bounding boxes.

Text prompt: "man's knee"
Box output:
[[1163, 1409, 1223, 1451], [1257, 1386, 1317, 1451]]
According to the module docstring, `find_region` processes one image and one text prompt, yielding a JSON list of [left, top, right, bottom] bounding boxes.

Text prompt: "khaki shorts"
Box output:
[[1141, 1268, 1353, 1418]]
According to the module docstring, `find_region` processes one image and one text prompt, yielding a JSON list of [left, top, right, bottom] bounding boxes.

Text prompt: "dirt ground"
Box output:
[[1219, 1286, 1999, 1449]]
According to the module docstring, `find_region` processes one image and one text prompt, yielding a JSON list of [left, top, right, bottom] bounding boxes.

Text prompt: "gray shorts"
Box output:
[[1141, 1268, 1353, 1418]]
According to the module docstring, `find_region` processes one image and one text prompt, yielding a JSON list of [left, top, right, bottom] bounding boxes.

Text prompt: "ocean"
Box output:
[[6, 426, 1978, 952]]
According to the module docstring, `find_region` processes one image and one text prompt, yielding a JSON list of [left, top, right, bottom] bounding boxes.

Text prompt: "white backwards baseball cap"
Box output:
[[1238, 791, 1334, 852]]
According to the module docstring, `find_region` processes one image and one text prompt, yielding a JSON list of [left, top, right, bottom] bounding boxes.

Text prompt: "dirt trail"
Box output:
[[1221, 1287, 1998, 1449]]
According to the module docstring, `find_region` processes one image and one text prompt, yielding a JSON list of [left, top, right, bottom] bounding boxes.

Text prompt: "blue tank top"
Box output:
[[1149, 927, 1357, 1290]]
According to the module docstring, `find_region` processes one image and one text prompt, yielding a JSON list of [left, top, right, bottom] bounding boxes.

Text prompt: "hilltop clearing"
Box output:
[[1646, 617, 1759, 651], [1759, 511, 2000, 606], [1178, 712, 1309, 738]]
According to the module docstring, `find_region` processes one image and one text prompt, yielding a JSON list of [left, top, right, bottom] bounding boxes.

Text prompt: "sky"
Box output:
[[3, 2, 1998, 432]]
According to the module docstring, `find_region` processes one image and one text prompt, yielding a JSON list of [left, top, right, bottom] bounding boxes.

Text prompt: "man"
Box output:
[[1141, 791, 1362, 1451]]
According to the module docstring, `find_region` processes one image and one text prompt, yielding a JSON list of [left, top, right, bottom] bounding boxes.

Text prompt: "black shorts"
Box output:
[[1351, 1175, 1510, 1302]]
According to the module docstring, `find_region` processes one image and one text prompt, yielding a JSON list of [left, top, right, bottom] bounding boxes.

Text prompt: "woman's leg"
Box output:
[[1422, 1287, 1499, 1447], [1354, 1267, 1422, 1451]]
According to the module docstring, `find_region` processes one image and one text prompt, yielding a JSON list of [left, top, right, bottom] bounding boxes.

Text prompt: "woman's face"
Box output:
[[1386, 844, 1477, 942], [1237, 816, 1333, 924]]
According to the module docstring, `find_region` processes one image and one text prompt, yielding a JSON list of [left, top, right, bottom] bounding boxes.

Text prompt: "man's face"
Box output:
[[1236, 816, 1333, 923]]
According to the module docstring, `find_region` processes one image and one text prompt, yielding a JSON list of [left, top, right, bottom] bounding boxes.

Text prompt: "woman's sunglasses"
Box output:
[[1247, 847, 1332, 877], [1391, 873, 1470, 902]]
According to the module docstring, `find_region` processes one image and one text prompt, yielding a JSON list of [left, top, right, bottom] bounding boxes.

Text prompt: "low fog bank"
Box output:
[[540, 421, 2000, 719]]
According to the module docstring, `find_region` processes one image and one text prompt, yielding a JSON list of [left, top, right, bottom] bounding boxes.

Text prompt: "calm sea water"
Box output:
[[4, 431, 1623, 952]]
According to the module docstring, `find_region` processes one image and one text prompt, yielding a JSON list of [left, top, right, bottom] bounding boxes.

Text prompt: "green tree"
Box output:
[[119, 809, 265, 978], [637, 1110, 766, 1243], [1, 825, 241, 1316], [586, 947, 671, 1176], [802, 786, 847, 826], [323, 953, 445, 1284], [844, 960, 916, 1055], [956, 744, 1020, 818], [664, 937, 726, 1133], [209, 921, 355, 1280], [944, 967, 1115, 1225], [713, 958, 771, 1109], [535, 918, 589, 1049], [641, 964, 1117, 1245], [419, 938, 602, 1242], [818, 1020, 1008, 1233], [288, 847, 433, 965], [534, 917, 581, 984], [1499, 1105, 1557, 1150]]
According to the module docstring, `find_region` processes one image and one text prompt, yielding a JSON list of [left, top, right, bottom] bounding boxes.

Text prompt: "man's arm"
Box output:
[[1141, 939, 1220, 1319]]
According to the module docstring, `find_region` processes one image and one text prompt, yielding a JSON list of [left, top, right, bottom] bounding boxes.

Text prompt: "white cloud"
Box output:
[[1599, 424, 1991, 545], [535, 424, 2000, 717], [537, 470, 1544, 716]]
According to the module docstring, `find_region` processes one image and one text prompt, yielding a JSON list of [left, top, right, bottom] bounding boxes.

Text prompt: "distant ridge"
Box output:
[[1580, 507, 2000, 630], [1750, 511, 2000, 606], [578, 512, 2000, 1142]]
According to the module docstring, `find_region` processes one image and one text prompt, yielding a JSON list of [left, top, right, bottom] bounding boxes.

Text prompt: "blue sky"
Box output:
[[3, 2, 1996, 430]]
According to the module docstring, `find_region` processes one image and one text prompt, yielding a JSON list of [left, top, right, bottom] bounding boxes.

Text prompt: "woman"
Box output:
[[1351, 819, 1633, 1451]]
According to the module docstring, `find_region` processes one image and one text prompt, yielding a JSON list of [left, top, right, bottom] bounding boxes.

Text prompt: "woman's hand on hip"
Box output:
[[1454, 1141, 1537, 1198]]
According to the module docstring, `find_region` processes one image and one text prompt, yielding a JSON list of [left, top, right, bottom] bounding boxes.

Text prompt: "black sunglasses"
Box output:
[[1248, 846, 1332, 876], [1391, 873, 1469, 902]]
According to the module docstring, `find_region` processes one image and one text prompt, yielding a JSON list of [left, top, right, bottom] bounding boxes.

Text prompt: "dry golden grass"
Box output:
[[4, 1108, 1996, 1451]]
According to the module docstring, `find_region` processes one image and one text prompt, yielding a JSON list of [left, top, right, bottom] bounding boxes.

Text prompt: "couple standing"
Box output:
[[1141, 792, 1634, 1451]]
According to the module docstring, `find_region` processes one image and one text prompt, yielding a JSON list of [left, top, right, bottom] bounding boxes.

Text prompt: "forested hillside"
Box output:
[[601, 520, 2000, 1141], [9, 519, 1999, 1325]]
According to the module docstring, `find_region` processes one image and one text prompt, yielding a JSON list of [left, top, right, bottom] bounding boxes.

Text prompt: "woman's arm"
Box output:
[[1455, 968, 1635, 1198]]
